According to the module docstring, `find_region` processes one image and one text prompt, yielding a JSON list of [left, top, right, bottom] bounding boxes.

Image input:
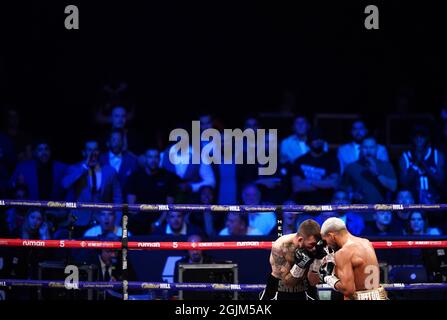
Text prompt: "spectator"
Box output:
[[126, 148, 180, 235], [110, 105, 127, 130], [244, 116, 260, 131], [280, 115, 311, 165], [241, 183, 276, 235], [175, 234, 214, 266], [97, 104, 144, 155], [126, 148, 179, 204], [283, 200, 314, 229], [62, 139, 122, 227], [405, 211, 442, 236], [236, 116, 266, 198], [160, 134, 216, 198], [86, 233, 136, 300], [188, 186, 221, 237], [11, 139, 68, 200], [22, 209, 50, 240], [338, 120, 389, 173], [291, 128, 339, 204], [315, 190, 365, 236], [399, 125, 445, 204], [100, 129, 139, 197], [282, 209, 299, 235], [83, 210, 130, 237], [199, 113, 215, 132], [213, 117, 237, 206], [109, 105, 144, 153], [396, 189, 415, 206], [393, 190, 415, 232], [153, 211, 203, 236], [340, 136, 397, 204], [254, 132, 289, 204], [94, 81, 133, 124], [363, 211, 403, 236], [219, 212, 263, 236], [5, 184, 29, 237], [173, 234, 217, 296]]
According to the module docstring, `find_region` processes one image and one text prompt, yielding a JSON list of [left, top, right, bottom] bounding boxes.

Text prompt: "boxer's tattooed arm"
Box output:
[[271, 246, 289, 278], [284, 242, 296, 255], [278, 242, 300, 287]]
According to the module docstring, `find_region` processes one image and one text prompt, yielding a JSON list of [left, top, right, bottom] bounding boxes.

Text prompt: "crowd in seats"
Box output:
[[1, 89, 447, 293], [1, 109, 446, 241]]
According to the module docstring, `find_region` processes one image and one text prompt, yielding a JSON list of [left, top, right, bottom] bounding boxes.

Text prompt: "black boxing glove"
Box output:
[[319, 261, 339, 290], [290, 248, 314, 278], [313, 240, 334, 259]]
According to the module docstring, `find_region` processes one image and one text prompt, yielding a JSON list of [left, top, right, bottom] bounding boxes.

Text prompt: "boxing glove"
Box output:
[[319, 261, 340, 290], [290, 248, 314, 278]]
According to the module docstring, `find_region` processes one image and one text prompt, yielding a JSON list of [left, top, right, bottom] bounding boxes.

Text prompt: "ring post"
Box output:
[[121, 204, 129, 301], [276, 206, 283, 238]]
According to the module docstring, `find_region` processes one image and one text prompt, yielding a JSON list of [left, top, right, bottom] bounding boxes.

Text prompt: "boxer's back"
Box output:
[[344, 237, 380, 291]]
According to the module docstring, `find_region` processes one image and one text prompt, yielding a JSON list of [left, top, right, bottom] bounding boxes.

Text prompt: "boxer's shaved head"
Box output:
[[321, 217, 347, 236], [321, 217, 348, 251]]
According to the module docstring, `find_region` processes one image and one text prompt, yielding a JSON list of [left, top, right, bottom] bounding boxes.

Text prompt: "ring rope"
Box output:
[[0, 239, 446, 250], [0, 279, 446, 292], [121, 204, 129, 300], [1, 199, 447, 213]]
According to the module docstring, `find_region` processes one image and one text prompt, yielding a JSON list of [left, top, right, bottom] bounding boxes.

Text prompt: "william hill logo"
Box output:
[[139, 205, 158, 211], [47, 201, 66, 208], [374, 204, 393, 210], [211, 205, 230, 212], [66, 202, 77, 208], [212, 284, 228, 290], [49, 282, 65, 288], [303, 205, 322, 211]]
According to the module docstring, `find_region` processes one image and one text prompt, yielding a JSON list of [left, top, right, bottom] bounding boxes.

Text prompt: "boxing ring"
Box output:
[[0, 200, 446, 300]]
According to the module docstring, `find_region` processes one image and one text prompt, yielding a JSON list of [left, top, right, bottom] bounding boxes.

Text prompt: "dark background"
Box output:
[[1, 1, 447, 160]]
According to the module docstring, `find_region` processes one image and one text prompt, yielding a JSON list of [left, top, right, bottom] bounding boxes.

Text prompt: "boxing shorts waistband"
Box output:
[[277, 280, 308, 293], [352, 286, 388, 300]]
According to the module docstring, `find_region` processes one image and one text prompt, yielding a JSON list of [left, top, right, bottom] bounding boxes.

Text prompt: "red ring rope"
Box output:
[[0, 239, 446, 250]]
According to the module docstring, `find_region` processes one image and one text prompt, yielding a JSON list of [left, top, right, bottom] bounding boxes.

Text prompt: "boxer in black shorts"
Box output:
[[260, 219, 330, 300]]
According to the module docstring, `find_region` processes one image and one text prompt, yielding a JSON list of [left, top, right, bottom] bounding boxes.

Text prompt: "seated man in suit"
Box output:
[[85, 233, 136, 300], [173, 234, 215, 283], [62, 139, 122, 227]]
